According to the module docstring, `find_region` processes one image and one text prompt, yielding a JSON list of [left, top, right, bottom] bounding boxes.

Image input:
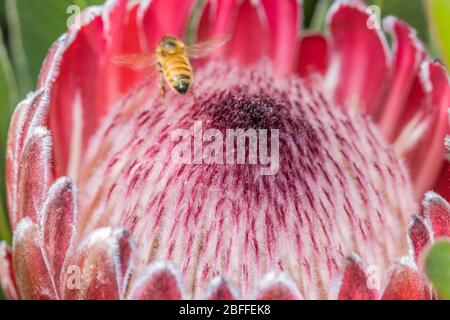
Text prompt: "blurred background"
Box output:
[[0, 0, 449, 299]]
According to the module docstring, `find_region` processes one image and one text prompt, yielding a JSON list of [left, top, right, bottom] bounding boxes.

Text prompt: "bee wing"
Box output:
[[112, 53, 157, 71], [186, 35, 231, 59]]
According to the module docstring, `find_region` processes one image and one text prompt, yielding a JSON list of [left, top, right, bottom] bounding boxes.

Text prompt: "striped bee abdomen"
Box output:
[[162, 54, 193, 95]]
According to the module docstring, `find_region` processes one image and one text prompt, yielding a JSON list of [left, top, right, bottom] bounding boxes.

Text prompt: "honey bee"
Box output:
[[113, 35, 230, 98]]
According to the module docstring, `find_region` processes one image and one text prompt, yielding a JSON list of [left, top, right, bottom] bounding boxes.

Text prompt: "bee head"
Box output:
[[158, 36, 185, 56]]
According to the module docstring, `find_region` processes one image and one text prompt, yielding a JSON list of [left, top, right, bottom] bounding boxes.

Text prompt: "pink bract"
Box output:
[[1, 0, 449, 300]]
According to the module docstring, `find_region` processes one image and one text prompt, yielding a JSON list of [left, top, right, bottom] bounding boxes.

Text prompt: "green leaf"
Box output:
[[425, 240, 450, 300], [309, 0, 333, 32], [0, 0, 6, 27], [5, 0, 104, 95], [425, 0, 450, 66], [303, 0, 319, 29], [0, 26, 17, 243], [186, 0, 205, 44]]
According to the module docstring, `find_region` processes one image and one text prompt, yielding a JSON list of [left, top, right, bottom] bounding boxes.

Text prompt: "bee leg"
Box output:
[[158, 71, 166, 104]]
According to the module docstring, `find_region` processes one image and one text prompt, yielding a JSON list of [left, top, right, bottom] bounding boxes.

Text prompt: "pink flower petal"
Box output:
[[261, 0, 300, 74], [6, 100, 28, 225], [255, 274, 301, 300], [391, 71, 429, 161], [377, 17, 425, 141], [336, 255, 379, 300], [0, 242, 19, 300], [6, 90, 51, 226], [46, 0, 153, 177], [141, 0, 196, 50], [435, 162, 450, 202], [228, 0, 270, 65], [198, 0, 269, 66], [129, 263, 184, 300], [97, 1, 151, 107], [41, 177, 77, 290], [37, 36, 67, 89], [48, 17, 107, 177], [204, 277, 238, 300], [422, 192, 450, 238], [298, 33, 329, 77], [407, 215, 432, 265], [393, 76, 430, 152], [410, 62, 450, 197], [381, 258, 432, 300], [63, 228, 134, 300], [12, 218, 57, 300], [16, 127, 52, 225], [17, 90, 50, 152], [198, 0, 238, 41], [326, 1, 389, 114], [114, 4, 150, 94], [395, 62, 449, 198]]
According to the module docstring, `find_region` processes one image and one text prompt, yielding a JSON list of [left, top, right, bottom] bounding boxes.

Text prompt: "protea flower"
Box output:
[[0, 0, 449, 300]]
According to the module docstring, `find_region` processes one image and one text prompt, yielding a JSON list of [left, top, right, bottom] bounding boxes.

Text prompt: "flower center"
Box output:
[[206, 93, 287, 129], [76, 61, 417, 299]]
